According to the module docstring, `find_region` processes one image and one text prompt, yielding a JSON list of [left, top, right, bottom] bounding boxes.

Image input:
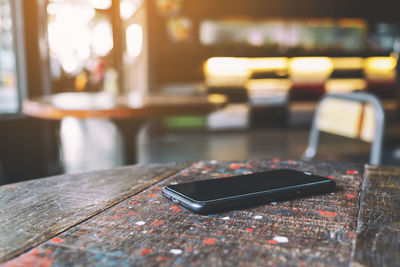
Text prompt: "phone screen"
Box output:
[[168, 169, 332, 202]]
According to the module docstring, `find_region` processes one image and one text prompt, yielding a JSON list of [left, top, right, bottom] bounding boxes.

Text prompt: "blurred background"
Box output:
[[1, 0, 400, 185]]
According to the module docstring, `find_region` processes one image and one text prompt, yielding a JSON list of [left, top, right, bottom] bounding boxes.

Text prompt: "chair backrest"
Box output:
[[303, 92, 385, 165]]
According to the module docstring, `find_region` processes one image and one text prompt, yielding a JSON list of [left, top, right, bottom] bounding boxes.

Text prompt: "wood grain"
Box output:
[[3, 160, 365, 266], [0, 163, 189, 263], [352, 164, 400, 266]]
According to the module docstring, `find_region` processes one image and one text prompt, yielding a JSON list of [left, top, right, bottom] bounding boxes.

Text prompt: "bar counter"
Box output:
[[1, 159, 399, 266]]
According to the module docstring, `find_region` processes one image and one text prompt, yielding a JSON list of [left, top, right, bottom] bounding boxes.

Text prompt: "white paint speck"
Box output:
[[136, 221, 145, 226], [222, 217, 230, 220], [210, 160, 218, 164], [273, 236, 289, 243], [170, 249, 183, 255], [271, 202, 277, 205], [190, 227, 194, 230], [253, 215, 263, 220], [142, 231, 147, 234]]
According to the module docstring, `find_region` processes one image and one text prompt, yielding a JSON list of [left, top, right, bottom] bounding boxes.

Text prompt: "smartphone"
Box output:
[[162, 169, 335, 215]]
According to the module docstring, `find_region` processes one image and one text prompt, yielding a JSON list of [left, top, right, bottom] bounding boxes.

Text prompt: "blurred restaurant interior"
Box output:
[[1, 0, 400, 185]]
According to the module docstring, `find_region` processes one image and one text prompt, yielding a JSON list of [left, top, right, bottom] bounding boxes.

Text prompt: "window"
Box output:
[[0, 0, 20, 114]]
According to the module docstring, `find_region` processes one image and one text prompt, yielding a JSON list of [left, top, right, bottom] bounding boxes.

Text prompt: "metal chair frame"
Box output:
[[303, 92, 385, 165]]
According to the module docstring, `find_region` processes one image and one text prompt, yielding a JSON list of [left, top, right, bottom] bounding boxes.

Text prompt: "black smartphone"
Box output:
[[162, 169, 335, 215]]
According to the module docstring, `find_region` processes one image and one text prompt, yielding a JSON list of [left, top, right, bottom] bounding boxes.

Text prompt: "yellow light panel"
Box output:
[[204, 57, 250, 76], [325, 79, 367, 93], [331, 57, 364, 70], [365, 57, 397, 72], [289, 57, 333, 74], [248, 57, 288, 72]]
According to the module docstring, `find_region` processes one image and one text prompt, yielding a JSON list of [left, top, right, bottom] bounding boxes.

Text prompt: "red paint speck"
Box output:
[[148, 194, 155, 198], [171, 205, 182, 213], [287, 160, 294, 164], [112, 214, 122, 220], [50, 237, 64, 244], [348, 232, 355, 238], [230, 163, 243, 170], [157, 256, 169, 261], [246, 164, 254, 169], [271, 165, 277, 169], [317, 210, 337, 218], [4, 248, 53, 267], [328, 176, 335, 179], [182, 172, 189, 176], [127, 211, 137, 216], [140, 248, 153, 255], [112, 207, 117, 211], [129, 201, 137, 204], [45, 250, 52, 255], [347, 194, 355, 198], [245, 228, 254, 232], [31, 248, 40, 256], [152, 219, 166, 227], [267, 240, 277, 244], [346, 170, 358, 175], [272, 158, 280, 163], [203, 238, 216, 245]]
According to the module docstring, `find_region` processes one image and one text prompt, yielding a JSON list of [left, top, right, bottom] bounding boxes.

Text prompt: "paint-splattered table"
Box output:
[[1, 160, 399, 266]]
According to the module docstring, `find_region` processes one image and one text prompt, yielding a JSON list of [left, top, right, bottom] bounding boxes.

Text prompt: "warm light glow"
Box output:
[[126, 24, 143, 58], [365, 57, 397, 72], [365, 57, 397, 81], [325, 79, 367, 93], [204, 57, 288, 77], [120, 0, 133, 20], [207, 94, 227, 104], [88, 0, 112, 10], [92, 20, 114, 57], [47, 1, 113, 74], [204, 57, 250, 77], [246, 79, 292, 92], [289, 57, 333, 84], [289, 57, 333, 73], [248, 58, 288, 72], [120, 0, 142, 20], [331, 57, 364, 70], [204, 57, 251, 87], [204, 56, 398, 88]]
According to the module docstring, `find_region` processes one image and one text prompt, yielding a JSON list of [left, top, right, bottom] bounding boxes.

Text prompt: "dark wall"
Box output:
[[0, 118, 61, 185]]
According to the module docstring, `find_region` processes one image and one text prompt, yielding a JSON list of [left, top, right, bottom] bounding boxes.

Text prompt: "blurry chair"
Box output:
[[303, 92, 385, 165]]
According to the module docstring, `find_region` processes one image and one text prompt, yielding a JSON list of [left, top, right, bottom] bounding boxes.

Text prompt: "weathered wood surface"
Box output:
[[0, 163, 189, 263], [352, 164, 400, 266], [3, 160, 364, 266]]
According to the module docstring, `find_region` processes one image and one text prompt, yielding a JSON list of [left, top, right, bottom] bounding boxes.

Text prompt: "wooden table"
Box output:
[[1, 159, 399, 266], [22, 92, 226, 166]]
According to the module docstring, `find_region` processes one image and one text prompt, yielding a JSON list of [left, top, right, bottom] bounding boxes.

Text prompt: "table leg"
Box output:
[[113, 118, 148, 165], [36, 119, 64, 176]]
